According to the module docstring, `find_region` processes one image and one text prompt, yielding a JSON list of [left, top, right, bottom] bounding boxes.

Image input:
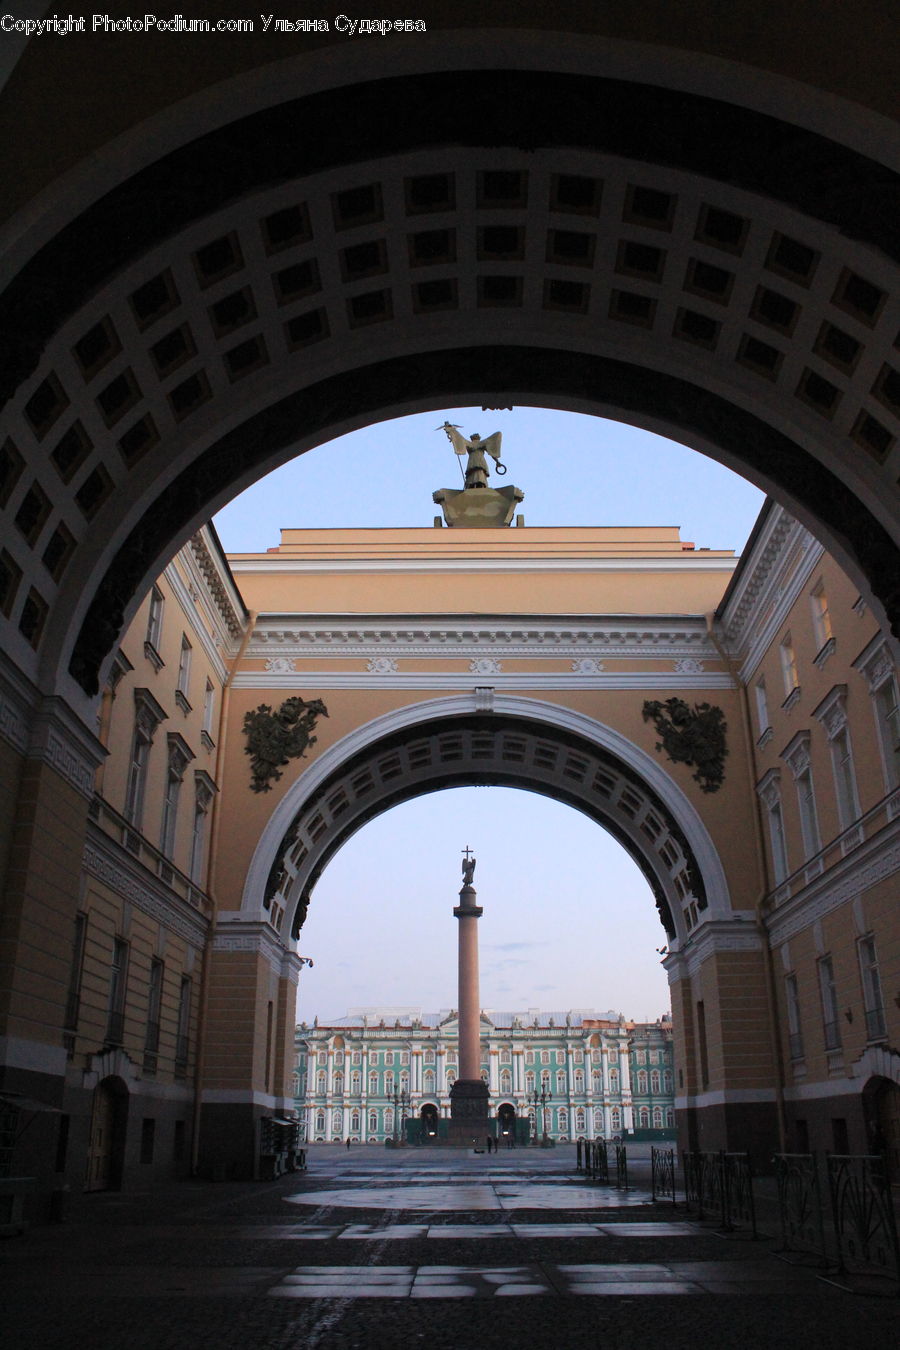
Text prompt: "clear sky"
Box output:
[[214, 408, 765, 1023]]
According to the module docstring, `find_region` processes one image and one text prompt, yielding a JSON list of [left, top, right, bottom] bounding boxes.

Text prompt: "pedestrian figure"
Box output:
[[486, 1136, 492, 1154], [346, 1137, 351, 1150]]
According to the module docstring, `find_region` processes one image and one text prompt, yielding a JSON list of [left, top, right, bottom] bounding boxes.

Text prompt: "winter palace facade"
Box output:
[[294, 1010, 675, 1144]]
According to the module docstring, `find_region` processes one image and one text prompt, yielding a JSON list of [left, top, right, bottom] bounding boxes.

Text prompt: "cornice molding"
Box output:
[[230, 556, 738, 576], [720, 506, 823, 678], [212, 920, 291, 978], [231, 670, 736, 691], [28, 696, 106, 800], [0, 649, 37, 755], [189, 531, 246, 641], [663, 916, 762, 982], [83, 827, 210, 946]]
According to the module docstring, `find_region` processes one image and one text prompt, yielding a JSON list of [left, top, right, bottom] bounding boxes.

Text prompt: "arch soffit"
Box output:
[[239, 694, 733, 944], [2, 59, 899, 703]]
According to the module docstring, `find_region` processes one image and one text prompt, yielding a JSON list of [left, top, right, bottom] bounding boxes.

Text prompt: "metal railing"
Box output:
[[827, 1153, 900, 1284], [773, 1153, 827, 1263], [651, 1146, 676, 1205], [614, 1143, 628, 1190], [683, 1150, 756, 1234]]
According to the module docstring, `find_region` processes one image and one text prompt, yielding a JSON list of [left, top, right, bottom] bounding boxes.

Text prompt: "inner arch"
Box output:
[[244, 698, 732, 947]]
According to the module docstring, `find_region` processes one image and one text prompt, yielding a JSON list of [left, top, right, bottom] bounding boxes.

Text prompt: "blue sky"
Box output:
[[214, 408, 765, 1021]]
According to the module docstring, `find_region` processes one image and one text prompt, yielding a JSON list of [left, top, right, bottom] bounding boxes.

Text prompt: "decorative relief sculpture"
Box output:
[[366, 656, 399, 674], [470, 657, 502, 675], [642, 697, 727, 793], [243, 695, 328, 793], [571, 657, 605, 673], [264, 656, 297, 673], [673, 658, 704, 674]]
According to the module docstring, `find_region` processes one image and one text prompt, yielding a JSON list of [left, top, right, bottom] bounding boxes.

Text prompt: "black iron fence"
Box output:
[[615, 1143, 628, 1190], [651, 1146, 677, 1205], [773, 1152, 827, 1263], [682, 1149, 756, 1235], [772, 1151, 900, 1287]]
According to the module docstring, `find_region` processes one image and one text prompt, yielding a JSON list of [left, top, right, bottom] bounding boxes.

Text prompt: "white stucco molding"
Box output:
[[240, 693, 733, 931]]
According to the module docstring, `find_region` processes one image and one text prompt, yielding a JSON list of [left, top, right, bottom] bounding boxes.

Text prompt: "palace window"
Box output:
[[500, 1048, 511, 1063], [637, 1070, 648, 1094], [592, 1072, 601, 1094], [145, 585, 164, 660], [573, 1049, 583, 1064], [384, 1051, 394, 1066], [333, 1073, 343, 1095], [541, 1050, 550, 1065], [780, 633, 799, 699], [160, 733, 193, 858], [500, 1070, 512, 1092], [334, 1051, 343, 1067], [639, 1107, 650, 1128], [351, 1072, 361, 1093], [818, 956, 841, 1052], [189, 772, 216, 884], [785, 972, 804, 1060], [384, 1073, 395, 1095], [317, 1071, 326, 1093], [653, 1107, 663, 1128], [575, 1108, 585, 1132], [106, 937, 129, 1044], [424, 1049, 435, 1064], [318, 1052, 326, 1066], [176, 634, 192, 705], [525, 1071, 535, 1092], [757, 770, 789, 884], [754, 678, 770, 738], [858, 935, 886, 1041], [593, 1108, 603, 1132], [401, 1052, 409, 1066], [556, 1050, 565, 1065], [574, 1071, 584, 1092], [525, 1050, 534, 1065], [611, 1108, 621, 1132], [316, 1111, 325, 1134], [651, 1071, 660, 1094], [202, 679, 215, 742], [352, 1051, 361, 1066], [368, 1111, 377, 1133], [350, 1111, 360, 1133], [875, 675, 900, 789], [609, 1069, 619, 1092], [424, 1070, 435, 1090], [810, 582, 833, 657], [125, 688, 166, 827], [556, 1070, 565, 1092], [557, 1108, 568, 1136], [666, 1107, 675, 1127], [541, 1071, 550, 1091]]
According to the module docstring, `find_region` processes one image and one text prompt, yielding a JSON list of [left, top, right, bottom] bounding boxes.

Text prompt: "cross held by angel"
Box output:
[[439, 421, 506, 489]]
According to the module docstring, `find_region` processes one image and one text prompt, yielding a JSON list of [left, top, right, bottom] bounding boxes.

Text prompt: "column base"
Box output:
[[447, 1078, 491, 1145]]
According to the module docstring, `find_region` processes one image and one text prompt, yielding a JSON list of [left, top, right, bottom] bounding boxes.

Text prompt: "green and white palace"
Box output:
[[294, 1009, 675, 1145]]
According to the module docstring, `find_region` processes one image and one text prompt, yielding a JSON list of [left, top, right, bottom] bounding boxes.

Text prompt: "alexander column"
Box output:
[[449, 847, 490, 1141]]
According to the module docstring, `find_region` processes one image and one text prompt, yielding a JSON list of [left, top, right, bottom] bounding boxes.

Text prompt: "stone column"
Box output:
[[455, 878, 482, 1080], [449, 860, 489, 1137]]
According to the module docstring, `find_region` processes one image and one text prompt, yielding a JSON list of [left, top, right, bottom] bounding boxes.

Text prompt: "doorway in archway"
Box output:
[[85, 1077, 129, 1192], [420, 1103, 439, 1142]]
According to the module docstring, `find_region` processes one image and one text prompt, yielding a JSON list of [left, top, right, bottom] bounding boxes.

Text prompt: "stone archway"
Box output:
[[0, 42, 897, 710]]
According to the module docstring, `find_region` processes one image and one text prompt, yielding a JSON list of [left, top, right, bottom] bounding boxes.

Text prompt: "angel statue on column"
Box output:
[[439, 421, 506, 489]]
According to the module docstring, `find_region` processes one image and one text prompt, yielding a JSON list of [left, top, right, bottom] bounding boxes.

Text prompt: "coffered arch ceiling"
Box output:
[[1, 58, 898, 710], [244, 701, 731, 947]]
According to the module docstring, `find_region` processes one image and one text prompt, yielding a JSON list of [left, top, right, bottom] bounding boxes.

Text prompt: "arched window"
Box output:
[[332, 1109, 342, 1135], [400, 1073, 409, 1091], [424, 1070, 435, 1090], [317, 1052, 326, 1067], [384, 1051, 394, 1066], [637, 1070, 648, 1094], [609, 1069, 619, 1092], [611, 1108, 621, 1131], [593, 1107, 603, 1132], [575, 1108, 585, 1131], [368, 1110, 378, 1133], [653, 1106, 663, 1127], [525, 1050, 534, 1065], [351, 1072, 360, 1093], [368, 1073, 377, 1095], [556, 1070, 566, 1092], [351, 1110, 360, 1132], [500, 1070, 512, 1092], [541, 1071, 550, 1091], [651, 1070, 660, 1094], [592, 1072, 601, 1094], [316, 1071, 326, 1093], [557, 1108, 568, 1137], [315, 1111, 325, 1133], [556, 1050, 565, 1065], [573, 1049, 583, 1064], [424, 1049, 435, 1065], [666, 1107, 675, 1127], [333, 1073, 343, 1095], [664, 1070, 673, 1092], [384, 1109, 394, 1134], [334, 1051, 344, 1067], [401, 1052, 409, 1066], [541, 1050, 550, 1065], [574, 1070, 584, 1092], [525, 1071, 534, 1092], [500, 1048, 511, 1063], [639, 1107, 649, 1128]]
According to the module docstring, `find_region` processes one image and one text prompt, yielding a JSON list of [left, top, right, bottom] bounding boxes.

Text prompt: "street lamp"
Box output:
[[390, 1085, 411, 1143], [526, 1086, 552, 1144]]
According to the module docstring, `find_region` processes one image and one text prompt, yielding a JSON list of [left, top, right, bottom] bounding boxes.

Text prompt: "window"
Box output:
[[814, 686, 862, 833], [785, 972, 804, 1060], [175, 975, 192, 1071], [609, 1069, 619, 1092], [369, 1073, 377, 1094], [780, 634, 799, 699], [796, 766, 821, 859], [424, 1049, 435, 1064], [64, 912, 87, 1042], [754, 678, 770, 737], [556, 1069, 565, 1092], [500, 1069, 512, 1092], [125, 688, 166, 827], [557, 1108, 568, 1136], [525, 1071, 535, 1092], [875, 675, 900, 789], [144, 957, 164, 1071], [574, 1070, 584, 1092], [758, 770, 789, 884], [611, 1108, 621, 1131], [541, 1050, 549, 1065], [637, 1070, 648, 1094], [368, 1110, 377, 1133], [189, 772, 215, 883], [202, 680, 215, 742], [639, 1106, 650, 1127], [140, 1118, 155, 1164], [592, 1071, 601, 1093], [653, 1106, 663, 1128], [316, 1111, 326, 1134], [858, 935, 886, 1041], [556, 1050, 565, 1065], [818, 956, 841, 1052], [106, 937, 129, 1044], [317, 1071, 326, 1093], [575, 1107, 585, 1132], [384, 1051, 394, 1066], [177, 634, 192, 696], [333, 1073, 343, 1095], [810, 583, 833, 656], [651, 1070, 660, 1093], [351, 1072, 360, 1093], [525, 1050, 534, 1065], [145, 585, 164, 656], [160, 733, 194, 857]]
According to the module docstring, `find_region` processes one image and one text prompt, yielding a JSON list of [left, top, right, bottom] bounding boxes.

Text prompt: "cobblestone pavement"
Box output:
[[2, 1145, 897, 1349]]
